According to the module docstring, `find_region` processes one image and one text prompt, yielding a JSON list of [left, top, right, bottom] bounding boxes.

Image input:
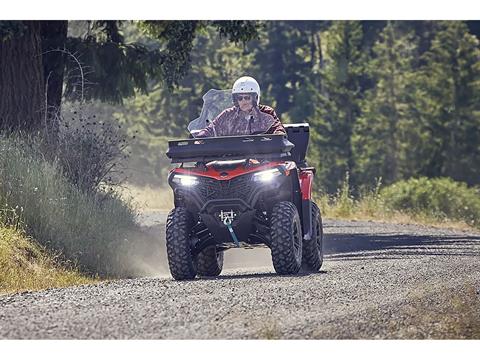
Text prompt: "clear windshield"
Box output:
[[188, 89, 233, 137], [187, 89, 276, 138]]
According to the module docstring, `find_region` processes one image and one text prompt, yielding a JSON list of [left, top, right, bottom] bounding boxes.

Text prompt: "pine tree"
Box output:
[[352, 21, 419, 186], [311, 21, 365, 193], [249, 21, 328, 122], [415, 21, 480, 185]]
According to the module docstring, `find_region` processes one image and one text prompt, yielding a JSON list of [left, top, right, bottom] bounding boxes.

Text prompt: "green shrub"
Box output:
[[0, 135, 139, 276], [381, 177, 480, 227]]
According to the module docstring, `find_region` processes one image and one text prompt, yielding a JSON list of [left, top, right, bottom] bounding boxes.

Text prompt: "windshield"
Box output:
[[187, 89, 276, 138], [188, 89, 233, 137]]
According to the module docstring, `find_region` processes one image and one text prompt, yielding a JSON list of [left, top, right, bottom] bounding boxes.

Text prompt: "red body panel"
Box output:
[[299, 170, 314, 200], [171, 160, 294, 181]]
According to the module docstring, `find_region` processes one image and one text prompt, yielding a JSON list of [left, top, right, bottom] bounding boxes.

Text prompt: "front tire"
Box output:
[[270, 201, 303, 275], [302, 202, 324, 272], [197, 246, 224, 277], [166, 207, 197, 280]]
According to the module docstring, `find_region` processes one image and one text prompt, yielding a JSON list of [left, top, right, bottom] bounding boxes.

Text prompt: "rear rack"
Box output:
[[166, 134, 294, 163]]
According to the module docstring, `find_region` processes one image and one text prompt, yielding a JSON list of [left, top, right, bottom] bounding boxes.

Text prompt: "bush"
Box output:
[[0, 134, 139, 276], [381, 177, 480, 227], [43, 103, 132, 193]]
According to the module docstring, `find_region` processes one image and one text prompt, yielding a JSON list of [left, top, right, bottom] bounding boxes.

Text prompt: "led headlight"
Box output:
[[253, 168, 282, 182], [172, 174, 198, 186]]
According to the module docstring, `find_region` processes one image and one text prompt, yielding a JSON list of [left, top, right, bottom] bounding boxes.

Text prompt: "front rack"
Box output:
[[166, 134, 294, 163]]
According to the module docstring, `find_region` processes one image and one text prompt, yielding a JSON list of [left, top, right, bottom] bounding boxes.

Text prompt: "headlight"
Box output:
[[253, 168, 282, 182], [172, 174, 198, 186]]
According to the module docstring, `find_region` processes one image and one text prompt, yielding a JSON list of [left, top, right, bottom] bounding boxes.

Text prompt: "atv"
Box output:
[[165, 89, 323, 280]]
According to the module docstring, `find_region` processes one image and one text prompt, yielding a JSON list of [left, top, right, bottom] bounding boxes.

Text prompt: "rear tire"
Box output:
[[166, 207, 197, 280], [197, 246, 224, 277], [302, 202, 324, 272], [270, 201, 303, 275]]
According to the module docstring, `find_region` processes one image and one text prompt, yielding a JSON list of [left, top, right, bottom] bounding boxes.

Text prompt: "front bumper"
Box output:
[[199, 198, 256, 246]]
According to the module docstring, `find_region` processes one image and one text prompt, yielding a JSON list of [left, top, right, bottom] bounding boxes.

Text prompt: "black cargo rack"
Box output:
[[166, 134, 294, 163]]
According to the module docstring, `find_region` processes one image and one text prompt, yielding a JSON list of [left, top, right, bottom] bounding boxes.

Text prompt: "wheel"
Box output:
[[302, 201, 324, 272], [197, 246, 224, 277], [166, 207, 197, 280], [270, 201, 303, 275]]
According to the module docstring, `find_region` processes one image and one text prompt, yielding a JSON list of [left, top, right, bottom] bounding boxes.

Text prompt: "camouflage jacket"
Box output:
[[196, 104, 285, 137]]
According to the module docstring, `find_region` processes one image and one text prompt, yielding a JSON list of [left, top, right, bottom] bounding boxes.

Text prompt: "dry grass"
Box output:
[[320, 198, 478, 232], [116, 183, 174, 211], [316, 176, 480, 233], [0, 227, 96, 296]]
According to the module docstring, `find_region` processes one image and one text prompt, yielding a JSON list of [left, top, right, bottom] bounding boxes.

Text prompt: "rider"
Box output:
[[196, 76, 286, 137]]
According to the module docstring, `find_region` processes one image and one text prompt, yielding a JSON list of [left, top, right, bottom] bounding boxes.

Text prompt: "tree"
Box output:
[[116, 25, 257, 138], [415, 21, 480, 185], [248, 21, 329, 122], [352, 22, 419, 186], [0, 21, 45, 132], [0, 20, 260, 135], [311, 21, 366, 193]]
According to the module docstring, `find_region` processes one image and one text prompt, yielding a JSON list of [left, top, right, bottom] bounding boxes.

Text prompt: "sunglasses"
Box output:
[[236, 95, 252, 101]]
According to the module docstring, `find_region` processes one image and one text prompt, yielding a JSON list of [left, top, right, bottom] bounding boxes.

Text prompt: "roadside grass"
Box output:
[[0, 135, 141, 278], [317, 176, 480, 233], [0, 226, 96, 295]]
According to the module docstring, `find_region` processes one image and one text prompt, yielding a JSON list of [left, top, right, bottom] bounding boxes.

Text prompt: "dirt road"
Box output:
[[1, 212, 479, 339]]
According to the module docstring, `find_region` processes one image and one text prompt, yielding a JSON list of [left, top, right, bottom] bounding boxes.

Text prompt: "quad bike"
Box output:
[[165, 89, 323, 280]]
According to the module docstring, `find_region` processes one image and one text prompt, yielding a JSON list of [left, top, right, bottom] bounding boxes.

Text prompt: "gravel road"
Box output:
[[1, 212, 479, 339]]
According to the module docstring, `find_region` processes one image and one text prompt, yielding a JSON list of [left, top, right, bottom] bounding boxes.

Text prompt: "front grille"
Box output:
[[197, 174, 253, 203]]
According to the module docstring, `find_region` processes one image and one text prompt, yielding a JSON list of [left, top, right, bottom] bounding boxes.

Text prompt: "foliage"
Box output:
[[117, 25, 256, 136], [381, 177, 480, 227], [61, 20, 261, 103], [248, 21, 320, 117], [414, 21, 480, 185], [0, 135, 139, 276], [0, 21, 27, 41], [317, 175, 480, 230], [311, 21, 366, 193], [45, 103, 131, 193], [64, 36, 163, 103], [352, 22, 419, 186]]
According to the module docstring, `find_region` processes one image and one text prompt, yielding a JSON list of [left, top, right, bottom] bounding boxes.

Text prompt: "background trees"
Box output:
[[0, 20, 260, 135], [352, 21, 419, 187], [1, 20, 479, 192]]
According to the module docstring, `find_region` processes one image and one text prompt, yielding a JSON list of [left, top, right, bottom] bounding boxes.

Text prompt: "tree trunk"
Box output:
[[0, 21, 45, 133], [41, 20, 68, 137]]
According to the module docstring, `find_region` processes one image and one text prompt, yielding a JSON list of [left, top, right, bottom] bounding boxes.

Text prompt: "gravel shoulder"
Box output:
[[1, 215, 479, 339]]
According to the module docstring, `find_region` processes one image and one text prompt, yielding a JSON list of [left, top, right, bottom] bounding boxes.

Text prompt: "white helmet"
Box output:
[[232, 76, 260, 105]]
